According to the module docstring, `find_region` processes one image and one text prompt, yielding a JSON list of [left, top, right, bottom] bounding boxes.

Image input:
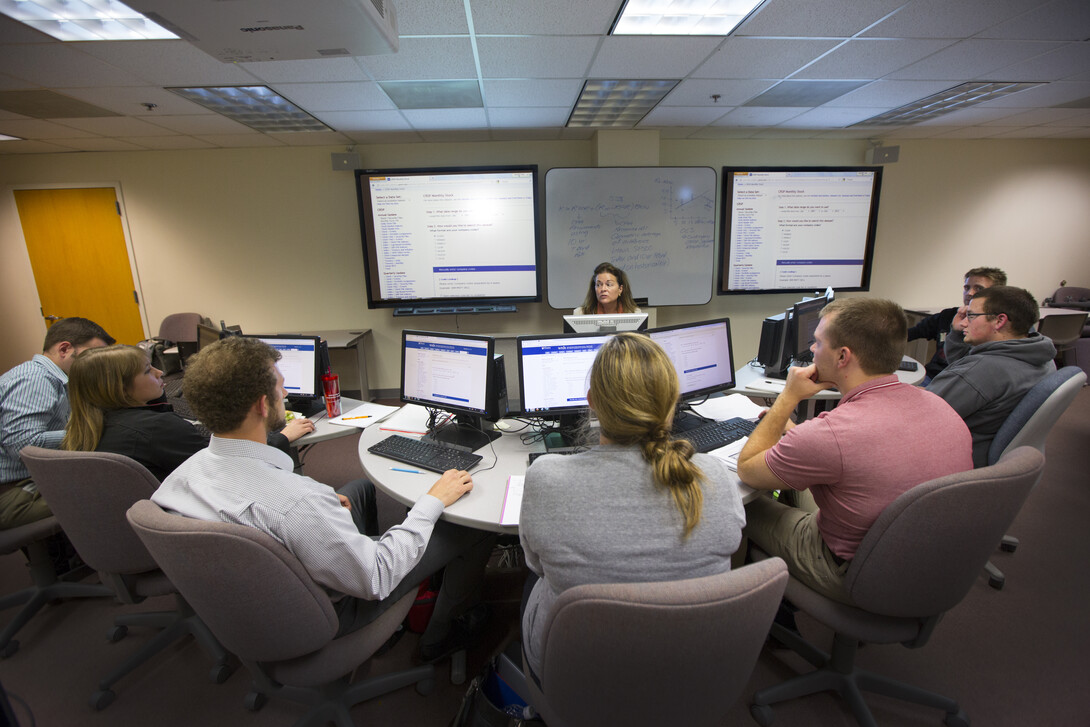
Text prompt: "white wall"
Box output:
[[2, 136, 1089, 387]]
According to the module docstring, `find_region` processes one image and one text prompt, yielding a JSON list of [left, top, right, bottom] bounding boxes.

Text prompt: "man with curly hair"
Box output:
[[152, 337, 495, 662]]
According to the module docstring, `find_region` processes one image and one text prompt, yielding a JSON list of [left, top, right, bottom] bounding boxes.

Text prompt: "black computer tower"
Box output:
[[487, 353, 509, 422]]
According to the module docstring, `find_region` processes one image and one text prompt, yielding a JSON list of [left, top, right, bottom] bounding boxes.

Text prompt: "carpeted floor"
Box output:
[[1, 387, 1087, 726]]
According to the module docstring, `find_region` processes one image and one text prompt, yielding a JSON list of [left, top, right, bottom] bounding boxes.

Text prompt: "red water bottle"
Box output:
[[322, 370, 341, 418]]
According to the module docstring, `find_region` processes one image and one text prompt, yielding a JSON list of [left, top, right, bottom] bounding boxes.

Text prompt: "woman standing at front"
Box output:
[[519, 333, 746, 682]]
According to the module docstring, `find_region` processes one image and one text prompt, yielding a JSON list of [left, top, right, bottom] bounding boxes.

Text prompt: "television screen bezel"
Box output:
[[355, 165, 543, 310], [717, 166, 882, 296]]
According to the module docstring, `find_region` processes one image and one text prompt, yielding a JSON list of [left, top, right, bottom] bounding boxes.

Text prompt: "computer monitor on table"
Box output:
[[789, 295, 829, 365], [647, 318, 737, 429], [516, 331, 614, 448], [401, 330, 500, 451], [756, 288, 834, 377], [197, 323, 221, 352], [563, 313, 648, 334], [245, 334, 325, 416]]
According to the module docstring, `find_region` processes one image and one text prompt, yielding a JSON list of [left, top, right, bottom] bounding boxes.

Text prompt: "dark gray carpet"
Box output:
[[1, 387, 1087, 726]]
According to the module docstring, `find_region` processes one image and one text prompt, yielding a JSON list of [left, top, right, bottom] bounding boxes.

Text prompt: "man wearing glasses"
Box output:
[[927, 286, 1056, 467]]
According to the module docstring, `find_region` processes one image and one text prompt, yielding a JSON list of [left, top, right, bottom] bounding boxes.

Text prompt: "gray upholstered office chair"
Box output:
[[19, 447, 232, 709], [521, 558, 788, 727], [0, 515, 111, 658], [1037, 311, 1090, 367], [979, 366, 1086, 588], [750, 446, 1045, 727], [126, 499, 436, 727]]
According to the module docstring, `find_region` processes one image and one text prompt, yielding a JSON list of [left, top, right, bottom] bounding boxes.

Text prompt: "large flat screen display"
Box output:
[[718, 167, 881, 295], [356, 166, 542, 310]]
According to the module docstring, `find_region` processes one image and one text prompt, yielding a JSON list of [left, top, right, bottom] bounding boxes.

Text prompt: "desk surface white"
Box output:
[[734, 355, 925, 398]]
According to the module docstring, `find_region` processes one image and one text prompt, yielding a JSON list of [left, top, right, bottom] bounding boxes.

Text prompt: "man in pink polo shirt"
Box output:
[[738, 297, 972, 604]]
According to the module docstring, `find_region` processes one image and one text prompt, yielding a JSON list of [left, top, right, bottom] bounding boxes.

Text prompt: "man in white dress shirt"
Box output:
[[152, 336, 494, 661]]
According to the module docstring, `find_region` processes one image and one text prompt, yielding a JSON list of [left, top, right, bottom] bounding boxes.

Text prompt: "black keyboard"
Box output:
[[163, 377, 185, 398], [368, 435, 482, 474], [678, 417, 757, 453]]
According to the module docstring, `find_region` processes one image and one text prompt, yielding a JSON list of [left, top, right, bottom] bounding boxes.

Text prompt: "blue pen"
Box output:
[[390, 467, 424, 474]]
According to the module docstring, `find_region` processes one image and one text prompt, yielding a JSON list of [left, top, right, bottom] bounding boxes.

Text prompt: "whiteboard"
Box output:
[[545, 167, 717, 308]]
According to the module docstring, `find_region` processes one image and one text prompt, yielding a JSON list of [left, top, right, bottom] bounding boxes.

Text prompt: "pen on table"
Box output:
[[390, 467, 424, 474], [342, 415, 372, 420]]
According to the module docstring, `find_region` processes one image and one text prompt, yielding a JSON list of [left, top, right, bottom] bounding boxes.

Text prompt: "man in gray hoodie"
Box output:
[[928, 285, 1056, 467]]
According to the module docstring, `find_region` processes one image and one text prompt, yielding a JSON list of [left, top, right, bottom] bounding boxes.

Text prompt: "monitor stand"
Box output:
[[425, 415, 500, 452], [672, 404, 711, 433]]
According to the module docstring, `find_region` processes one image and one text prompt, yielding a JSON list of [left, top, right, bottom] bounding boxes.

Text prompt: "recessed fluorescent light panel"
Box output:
[[167, 86, 332, 133], [611, 0, 766, 35], [567, 80, 679, 128], [0, 133, 23, 141], [858, 81, 1045, 127], [0, 0, 178, 41]]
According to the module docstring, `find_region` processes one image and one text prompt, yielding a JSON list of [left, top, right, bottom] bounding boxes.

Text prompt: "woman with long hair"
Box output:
[[62, 345, 312, 480], [574, 261, 640, 315], [518, 333, 745, 681]]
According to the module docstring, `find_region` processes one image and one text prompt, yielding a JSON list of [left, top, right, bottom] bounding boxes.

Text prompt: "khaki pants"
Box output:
[[744, 491, 853, 604], [0, 480, 52, 530]]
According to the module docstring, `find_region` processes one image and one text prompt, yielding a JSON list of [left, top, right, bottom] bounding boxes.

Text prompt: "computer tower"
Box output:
[[757, 311, 792, 379], [487, 353, 509, 422]]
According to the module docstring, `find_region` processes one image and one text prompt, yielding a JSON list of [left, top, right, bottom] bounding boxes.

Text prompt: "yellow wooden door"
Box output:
[[14, 188, 146, 345]]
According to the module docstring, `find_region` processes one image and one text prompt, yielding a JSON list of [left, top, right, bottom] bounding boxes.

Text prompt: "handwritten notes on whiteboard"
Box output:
[[545, 167, 716, 308]]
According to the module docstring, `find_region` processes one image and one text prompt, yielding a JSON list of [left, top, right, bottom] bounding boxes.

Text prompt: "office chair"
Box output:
[[158, 312, 205, 364], [18, 447, 232, 710], [520, 558, 788, 727], [126, 499, 436, 727], [0, 516, 111, 658], [750, 446, 1045, 727], [980, 366, 1087, 589], [1037, 311, 1090, 368]]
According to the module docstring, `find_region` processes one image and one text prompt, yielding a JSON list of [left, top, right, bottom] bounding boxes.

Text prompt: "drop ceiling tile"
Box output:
[[692, 38, 841, 80], [122, 135, 216, 150], [0, 139, 72, 153], [418, 128, 491, 142], [490, 127, 563, 141], [1041, 127, 1090, 137], [0, 44, 146, 87], [0, 14, 52, 44], [976, 80, 1090, 107], [53, 116, 183, 136], [793, 39, 958, 80], [916, 106, 1023, 125], [663, 79, 775, 106], [194, 134, 285, 147], [713, 107, 806, 126], [989, 41, 1090, 83], [471, 0, 619, 35], [57, 86, 213, 117], [397, 0, 470, 35], [930, 126, 1007, 138], [477, 37, 598, 79], [482, 80, 583, 107], [588, 37, 720, 79], [264, 130, 352, 146], [72, 40, 258, 86], [488, 107, 572, 127], [738, 0, 906, 37], [270, 82, 396, 111], [862, 0, 1042, 38], [359, 37, 477, 81], [0, 118, 98, 139], [403, 107, 489, 130], [241, 57, 368, 84], [779, 106, 887, 127], [47, 137, 147, 151], [988, 126, 1067, 138], [743, 80, 869, 106], [136, 115, 253, 135], [343, 129, 424, 144], [981, 107, 1089, 125], [828, 80, 963, 108], [315, 109, 412, 131], [888, 39, 1063, 81], [980, 0, 1090, 41], [638, 106, 730, 126]]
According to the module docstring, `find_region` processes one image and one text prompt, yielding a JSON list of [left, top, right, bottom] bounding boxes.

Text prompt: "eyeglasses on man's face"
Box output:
[[965, 311, 999, 320]]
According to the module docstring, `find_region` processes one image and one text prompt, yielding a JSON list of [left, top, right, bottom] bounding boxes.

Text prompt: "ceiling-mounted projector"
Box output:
[[126, 0, 398, 63]]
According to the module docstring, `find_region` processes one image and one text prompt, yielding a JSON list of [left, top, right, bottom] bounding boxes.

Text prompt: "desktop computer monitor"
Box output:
[[756, 289, 834, 377], [197, 323, 221, 352], [516, 331, 614, 446], [562, 313, 648, 334], [648, 317, 737, 402], [246, 334, 325, 416], [400, 330, 499, 451], [789, 295, 828, 364]]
